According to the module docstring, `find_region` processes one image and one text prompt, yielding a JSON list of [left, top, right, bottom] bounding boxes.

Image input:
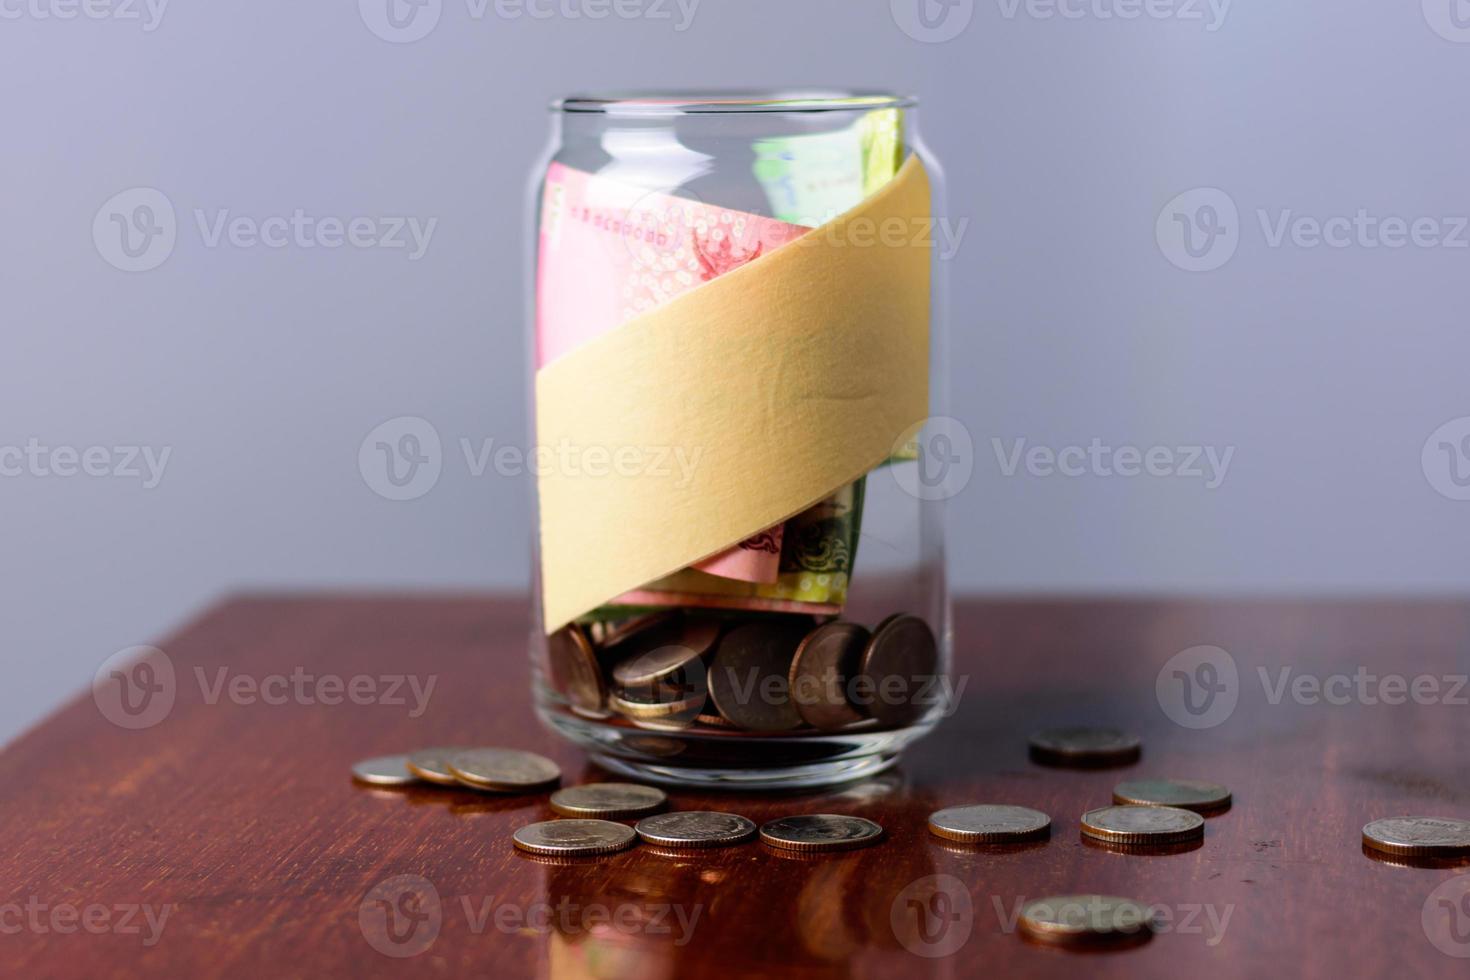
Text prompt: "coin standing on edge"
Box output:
[[634, 811, 757, 849], [550, 783, 668, 820], [1113, 778, 1231, 814], [1362, 816, 1470, 858], [447, 748, 562, 792], [1028, 727, 1142, 767], [928, 804, 1051, 844], [1017, 894, 1155, 949], [405, 747, 472, 785], [1080, 805, 1205, 845], [856, 614, 939, 728], [351, 754, 419, 787], [548, 624, 608, 717], [512, 819, 637, 857], [759, 814, 884, 852], [788, 622, 871, 731], [708, 622, 809, 732]]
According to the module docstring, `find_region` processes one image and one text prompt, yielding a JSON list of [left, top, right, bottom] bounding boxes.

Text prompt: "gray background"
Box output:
[[3, 0, 1469, 743]]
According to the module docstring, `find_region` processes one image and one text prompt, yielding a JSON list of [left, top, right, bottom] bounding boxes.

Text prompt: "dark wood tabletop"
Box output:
[[3, 595, 1469, 979]]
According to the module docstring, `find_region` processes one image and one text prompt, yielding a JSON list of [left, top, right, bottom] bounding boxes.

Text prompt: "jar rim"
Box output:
[[552, 90, 916, 115]]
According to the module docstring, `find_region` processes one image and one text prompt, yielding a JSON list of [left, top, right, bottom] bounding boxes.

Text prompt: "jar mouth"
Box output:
[[552, 90, 916, 115]]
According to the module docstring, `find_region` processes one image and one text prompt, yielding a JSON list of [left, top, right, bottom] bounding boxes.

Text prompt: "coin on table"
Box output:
[[927, 804, 1051, 844], [547, 624, 608, 716], [550, 783, 668, 819], [788, 622, 870, 731], [1081, 804, 1205, 845], [708, 621, 809, 732], [1017, 894, 1154, 949], [1113, 778, 1231, 814], [512, 819, 636, 857], [634, 811, 757, 849], [760, 814, 884, 852], [351, 754, 419, 787], [1362, 816, 1470, 858], [447, 748, 561, 792], [1028, 727, 1141, 767], [856, 614, 940, 728], [405, 746, 472, 785]]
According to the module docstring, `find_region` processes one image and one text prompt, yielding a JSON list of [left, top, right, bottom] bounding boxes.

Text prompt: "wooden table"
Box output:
[[3, 595, 1468, 978]]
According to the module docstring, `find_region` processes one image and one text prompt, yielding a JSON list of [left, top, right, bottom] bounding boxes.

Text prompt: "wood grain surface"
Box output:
[[2, 595, 1469, 978]]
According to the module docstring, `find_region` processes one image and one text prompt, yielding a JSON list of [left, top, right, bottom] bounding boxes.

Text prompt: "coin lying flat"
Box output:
[[1081, 805, 1205, 845], [760, 814, 884, 852], [550, 783, 668, 819], [405, 747, 472, 785], [447, 748, 561, 792], [708, 622, 809, 732], [788, 622, 870, 731], [1113, 778, 1231, 814], [1018, 895, 1154, 949], [548, 624, 608, 717], [634, 811, 757, 849], [928, 805, 1051, 844], [610, 690, 703, 730], [512, 819, 636, 857], [612, 619, 720, 695], [351, 754, 419, 787], [857, 614, 940, 728], [1362, 816, 1470, 858], [1028, 727, 1141, 767]]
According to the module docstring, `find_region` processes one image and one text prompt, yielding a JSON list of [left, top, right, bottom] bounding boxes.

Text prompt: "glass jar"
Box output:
[[526, 91, 951, 790]]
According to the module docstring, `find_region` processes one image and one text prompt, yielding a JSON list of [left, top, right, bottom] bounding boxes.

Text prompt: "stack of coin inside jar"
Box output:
[[546, 609, 940, 735]]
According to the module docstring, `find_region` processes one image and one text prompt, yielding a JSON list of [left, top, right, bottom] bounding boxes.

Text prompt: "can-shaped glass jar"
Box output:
[[527, 91, 951, 790]]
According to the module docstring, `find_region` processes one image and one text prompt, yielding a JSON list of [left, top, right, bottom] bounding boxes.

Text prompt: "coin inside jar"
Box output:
[[1362, 816, 1470, 858], [599, 611, 679, 652], [1028, 727, 1141, 767], [610, 689, 704, 730], [405, 746, 472, 785], [549, 783, 668, 819], [447, 748, 562, 792], [855, 614, 939, 728], [634, 811, 757, 848], [547, 624, 608, 717], [927, 804, 1051, 844], [1112, 778, 1231, 814], [707, 621, 810, 732], [351, 754, 419, 787], [1017, 895, 1154, 949], [611, 618, 719, 700], [759, 814, 884, 852], [512, 819, 637, 857], [788, 622, 870, 731], [1080, 805, 1205, 845]]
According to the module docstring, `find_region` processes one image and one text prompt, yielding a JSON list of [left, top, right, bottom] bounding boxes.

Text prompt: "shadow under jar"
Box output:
[[527, 91, 952, 790]]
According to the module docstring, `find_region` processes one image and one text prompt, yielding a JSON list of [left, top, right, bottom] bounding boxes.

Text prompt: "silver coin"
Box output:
[[351, 754, 418, 787], [634, 811, 757, 849], [512, 819, 636, 857], [928, 804, 1050, 844], [1081, 805, 1204, 845], [1363, 816, 1470, 857], [447, 748, 561, 792], [1018, 894, 1154, 948], [549, 783, 668, 819], [759, 814, 884, 852]]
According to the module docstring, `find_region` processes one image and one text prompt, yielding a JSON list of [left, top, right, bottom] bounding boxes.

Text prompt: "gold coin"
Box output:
[[446, 748, 561, 792], [547, 624, 607, 717], [350, 754, 418, 787], [1080, 805, 1204, 845], [549, 783, 668, 819], [759, 814, 884, 852], [1113, 778, 1231, 814], [405, 746, 471, 785], [634, 811, 757, 848], [927, 804, 1050, 844], [512, 819, 636, 857], [1362, 816, 1470, 857], [1028, 727, 1141, 767], [1018, 895, 1154, 948]]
